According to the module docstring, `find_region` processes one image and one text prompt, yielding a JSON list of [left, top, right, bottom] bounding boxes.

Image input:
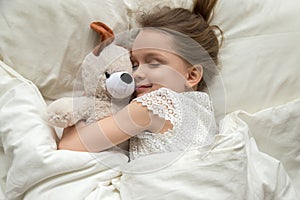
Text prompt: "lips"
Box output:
[[135, 84, 152, 94], [136, 84, 152, 89]]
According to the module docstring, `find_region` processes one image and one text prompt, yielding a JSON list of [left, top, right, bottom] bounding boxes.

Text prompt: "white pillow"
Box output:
[[210, 0, 300, 114], [0, 0, 131, 100]]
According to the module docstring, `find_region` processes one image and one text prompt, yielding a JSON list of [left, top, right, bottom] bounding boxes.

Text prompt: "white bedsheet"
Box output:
[[0, 62, 299, 199]]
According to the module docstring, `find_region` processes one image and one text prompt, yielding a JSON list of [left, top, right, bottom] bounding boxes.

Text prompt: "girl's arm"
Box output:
[[58, 101, 168, 152]]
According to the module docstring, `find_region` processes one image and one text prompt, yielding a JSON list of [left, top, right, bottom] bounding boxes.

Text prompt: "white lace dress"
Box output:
[[129, 88, 217, 160]]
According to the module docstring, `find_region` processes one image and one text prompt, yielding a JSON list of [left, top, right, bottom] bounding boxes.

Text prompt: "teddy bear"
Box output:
[[47, 22, 135, 128]]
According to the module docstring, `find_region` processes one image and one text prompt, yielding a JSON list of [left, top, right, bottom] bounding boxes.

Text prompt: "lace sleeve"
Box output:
[[132, 88, 181, 126]]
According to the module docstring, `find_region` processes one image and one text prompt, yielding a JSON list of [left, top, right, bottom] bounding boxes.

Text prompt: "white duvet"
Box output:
[[0, 62, 299, 200]]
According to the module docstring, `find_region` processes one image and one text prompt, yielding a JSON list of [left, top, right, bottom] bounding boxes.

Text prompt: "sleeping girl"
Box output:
[[58, 0, 221, 161]]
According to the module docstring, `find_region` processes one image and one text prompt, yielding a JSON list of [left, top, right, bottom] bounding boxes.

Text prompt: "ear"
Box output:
[[186, 65, 203, 89], [90, 22, 114, 42], [90, 22, 115, 56]]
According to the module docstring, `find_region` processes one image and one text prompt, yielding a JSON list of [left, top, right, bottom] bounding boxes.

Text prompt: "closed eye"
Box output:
[[146, 56, 164, 67], [148, 63, 160, 67]]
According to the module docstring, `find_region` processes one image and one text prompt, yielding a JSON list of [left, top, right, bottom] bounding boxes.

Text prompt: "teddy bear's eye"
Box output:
[[105, 72, 110, 78]]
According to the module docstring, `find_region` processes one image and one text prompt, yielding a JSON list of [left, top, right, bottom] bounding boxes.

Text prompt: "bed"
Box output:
[[0, 0, 300, 199]]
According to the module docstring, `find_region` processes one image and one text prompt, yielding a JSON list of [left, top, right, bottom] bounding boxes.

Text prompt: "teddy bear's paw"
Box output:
[[48, 112, 77, 128]]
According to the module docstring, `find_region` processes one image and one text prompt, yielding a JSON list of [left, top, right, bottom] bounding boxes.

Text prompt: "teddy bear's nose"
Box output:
[[120, 73, 133, 84]]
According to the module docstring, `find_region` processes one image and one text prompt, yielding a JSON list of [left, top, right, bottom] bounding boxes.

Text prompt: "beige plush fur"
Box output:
[[47, 43, 134, 128]]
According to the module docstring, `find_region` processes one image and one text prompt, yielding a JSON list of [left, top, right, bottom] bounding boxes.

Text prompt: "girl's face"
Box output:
[[131, 29, 194, 97]]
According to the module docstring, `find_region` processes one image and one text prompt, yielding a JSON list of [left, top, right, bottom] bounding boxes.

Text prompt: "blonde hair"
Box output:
[[137, 0, 223, 91]]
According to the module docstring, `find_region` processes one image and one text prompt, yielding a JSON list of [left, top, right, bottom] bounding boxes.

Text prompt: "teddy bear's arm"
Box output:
[[47, 96, 93, 128]]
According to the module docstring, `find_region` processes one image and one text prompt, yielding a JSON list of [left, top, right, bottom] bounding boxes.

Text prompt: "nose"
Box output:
[[120, 73, 133, 84], [133, 65, 146, 79]]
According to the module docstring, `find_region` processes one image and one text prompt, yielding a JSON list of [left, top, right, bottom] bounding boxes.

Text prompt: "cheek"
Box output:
[[150, 66, 188, 92], [148, 70, 165, 82]]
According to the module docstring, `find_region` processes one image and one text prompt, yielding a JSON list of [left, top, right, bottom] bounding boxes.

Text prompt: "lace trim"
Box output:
[[133, 88, 182, 137]]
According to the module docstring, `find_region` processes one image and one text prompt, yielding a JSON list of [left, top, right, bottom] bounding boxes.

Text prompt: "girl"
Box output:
[[59, 0, 222, 160]]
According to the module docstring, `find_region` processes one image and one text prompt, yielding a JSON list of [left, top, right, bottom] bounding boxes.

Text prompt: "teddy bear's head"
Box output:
[[80, 22, 135, 100]]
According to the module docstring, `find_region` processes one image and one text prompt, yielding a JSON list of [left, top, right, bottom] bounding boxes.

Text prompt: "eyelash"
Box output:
[[148, 63, 160, 67], [131, 58, 163, 70]]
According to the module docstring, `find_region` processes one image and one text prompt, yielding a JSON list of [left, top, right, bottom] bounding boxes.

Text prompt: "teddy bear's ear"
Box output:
[[90, 22, 115, 56], [90, 22, 114, 42]]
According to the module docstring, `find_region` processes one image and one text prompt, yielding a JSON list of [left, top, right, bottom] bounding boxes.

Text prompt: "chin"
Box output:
[[135, 92, 146, 97], [135, 88, 151, 97]]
